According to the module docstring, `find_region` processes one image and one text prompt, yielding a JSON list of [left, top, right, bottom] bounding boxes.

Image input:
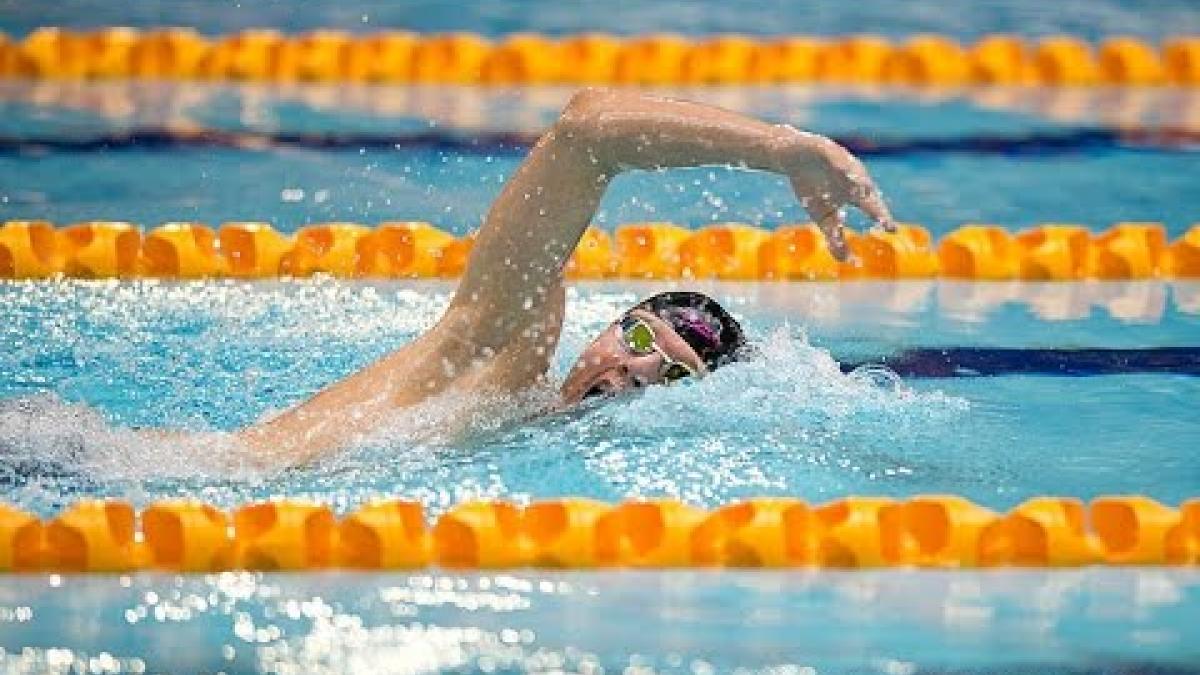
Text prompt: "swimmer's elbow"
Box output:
[[556, 88, 618, 137]]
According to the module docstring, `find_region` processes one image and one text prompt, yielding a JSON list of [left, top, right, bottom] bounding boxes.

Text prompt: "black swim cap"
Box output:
[[634, 291, 747, 371]]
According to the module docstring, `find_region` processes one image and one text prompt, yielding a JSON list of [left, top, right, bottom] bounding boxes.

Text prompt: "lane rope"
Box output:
[[1, 30, 1196, 87], [1, 495, 1196, 572], [2, 220, 1197, 281]]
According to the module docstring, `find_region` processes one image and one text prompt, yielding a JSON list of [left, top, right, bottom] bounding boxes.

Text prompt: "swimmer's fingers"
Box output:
[[850, 171, 896, 233], [804, 193, 850, 261], [834, 150, 895, 233]]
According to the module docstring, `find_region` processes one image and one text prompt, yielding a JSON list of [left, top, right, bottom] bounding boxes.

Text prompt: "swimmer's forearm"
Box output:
[[557, 88, 807, 175], [559, 89, 892, 257]]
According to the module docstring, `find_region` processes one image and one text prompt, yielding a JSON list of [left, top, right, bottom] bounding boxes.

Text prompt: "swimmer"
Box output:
[[232, 88, 894, 466]]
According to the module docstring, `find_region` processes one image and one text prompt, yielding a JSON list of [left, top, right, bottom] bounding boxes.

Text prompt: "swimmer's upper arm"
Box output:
[[443, 91, 609, 355]]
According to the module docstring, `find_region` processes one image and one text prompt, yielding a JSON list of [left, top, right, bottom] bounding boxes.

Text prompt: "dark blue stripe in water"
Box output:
[[1, 127, 1197, 156], [842, 347, 1200, 378]]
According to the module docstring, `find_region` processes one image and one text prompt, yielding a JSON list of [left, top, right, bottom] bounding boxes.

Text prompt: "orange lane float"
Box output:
[[141, 500, 232, 572], [217, 222, 294, 278], [44, 500, 139, 573], [59, 221, 142, 278], [232, 501, 336, 571], [524, 499, 613, 568], [140, 222, 221, 278], [2, 220, 1199, 281], [1016, 224, 1093, 280], [481, 33, 561, 85], [198, 29, 283, 81], [1, 31, 1195, 85], [938, 225, 1020, 280], [410, 33, 491, 84], [968, 35, 1031, 85], [343, 31, 418, 82], [128, 27, 210, 79], [1088, 222, 1168, 279], [614, 222, 692, 279], [747, 38, 823, 83], [595, 500, 708, 567], [279, 222, 370, 277], [614, 34, 690, 85], [1167, 224, 1200, 277], [0, 504, 43, 572], [1, 496, 1199, 572], [80, 27, 140, 79], [1164, 37, 1200, 86], [883, 35, 970, 86], [1099, 37, 1166, 86], [812, 497, 897, 568], [978, 497, 1100, 567], [1033, 36, 1101, 86], [433, 501, 527, 568], [1165, 500, 1200, 564], [337, 500, 429, 569], [437, 231, 477, 278], [356, 221, 455, 278], [816, 35, 891, 82], [16, 27, 89, 79], [0, 220, 62, 278], [757, 224, 841, 280], [678, 223, 770, 280], [691, 498, 815, 567], [680, 35, 757, 84], [848, 223, 939, 279], [1090, 496, 1180, 565], [879, 495, 998, 567], [271, 30, 352, 82], [558, 33, 622, 84]]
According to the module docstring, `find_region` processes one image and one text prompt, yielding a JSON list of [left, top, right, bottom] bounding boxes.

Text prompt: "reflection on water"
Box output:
[[5, 81, 1200, 135], [1, 569, 1199, 674]]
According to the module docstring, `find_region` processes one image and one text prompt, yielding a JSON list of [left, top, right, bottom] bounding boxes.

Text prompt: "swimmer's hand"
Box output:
[[774, 128, 895, 261]]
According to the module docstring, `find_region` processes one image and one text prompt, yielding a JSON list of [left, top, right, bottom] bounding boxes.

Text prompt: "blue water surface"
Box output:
[[2, 55, 1200, 675]]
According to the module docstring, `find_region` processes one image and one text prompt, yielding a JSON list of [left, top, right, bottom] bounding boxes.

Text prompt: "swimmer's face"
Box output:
[[560, 308, 707, 405]]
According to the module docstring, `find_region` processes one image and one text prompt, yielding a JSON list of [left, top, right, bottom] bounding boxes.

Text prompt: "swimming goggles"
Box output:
[[619, 315, 700, 384]]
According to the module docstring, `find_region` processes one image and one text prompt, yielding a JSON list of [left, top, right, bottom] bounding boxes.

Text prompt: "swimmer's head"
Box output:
[[560, 291, 747, 404]]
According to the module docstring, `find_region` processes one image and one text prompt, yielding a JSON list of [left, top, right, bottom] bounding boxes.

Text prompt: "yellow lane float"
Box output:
[[0, 495, 1195, 572], [3, 220, 1199, 281], [1, 30, 1196, 86]]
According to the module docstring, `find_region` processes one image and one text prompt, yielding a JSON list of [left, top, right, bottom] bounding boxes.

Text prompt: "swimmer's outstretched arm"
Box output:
[[239, 89, 893, 467]]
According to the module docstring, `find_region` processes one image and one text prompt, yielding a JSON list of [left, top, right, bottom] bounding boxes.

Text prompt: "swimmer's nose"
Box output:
[[616, 363, 647, 389]]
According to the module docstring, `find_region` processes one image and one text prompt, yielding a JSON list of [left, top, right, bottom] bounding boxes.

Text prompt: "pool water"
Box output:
[[1, 279, 1198, 515], [2, 55, 1200, 675]]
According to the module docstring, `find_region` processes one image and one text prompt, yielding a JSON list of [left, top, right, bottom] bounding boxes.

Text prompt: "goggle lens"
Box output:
[[623, 319, 656, 354], [662, 362, 692, 383]]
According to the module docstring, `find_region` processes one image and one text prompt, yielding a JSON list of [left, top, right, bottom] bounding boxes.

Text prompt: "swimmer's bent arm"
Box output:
[[237, 89, 894, 468], [447, 88, 895, 353]]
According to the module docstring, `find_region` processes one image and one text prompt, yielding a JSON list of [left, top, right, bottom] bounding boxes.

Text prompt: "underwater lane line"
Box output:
[[840, 346, 1200, 378], [1, 127, 1198, 156]]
